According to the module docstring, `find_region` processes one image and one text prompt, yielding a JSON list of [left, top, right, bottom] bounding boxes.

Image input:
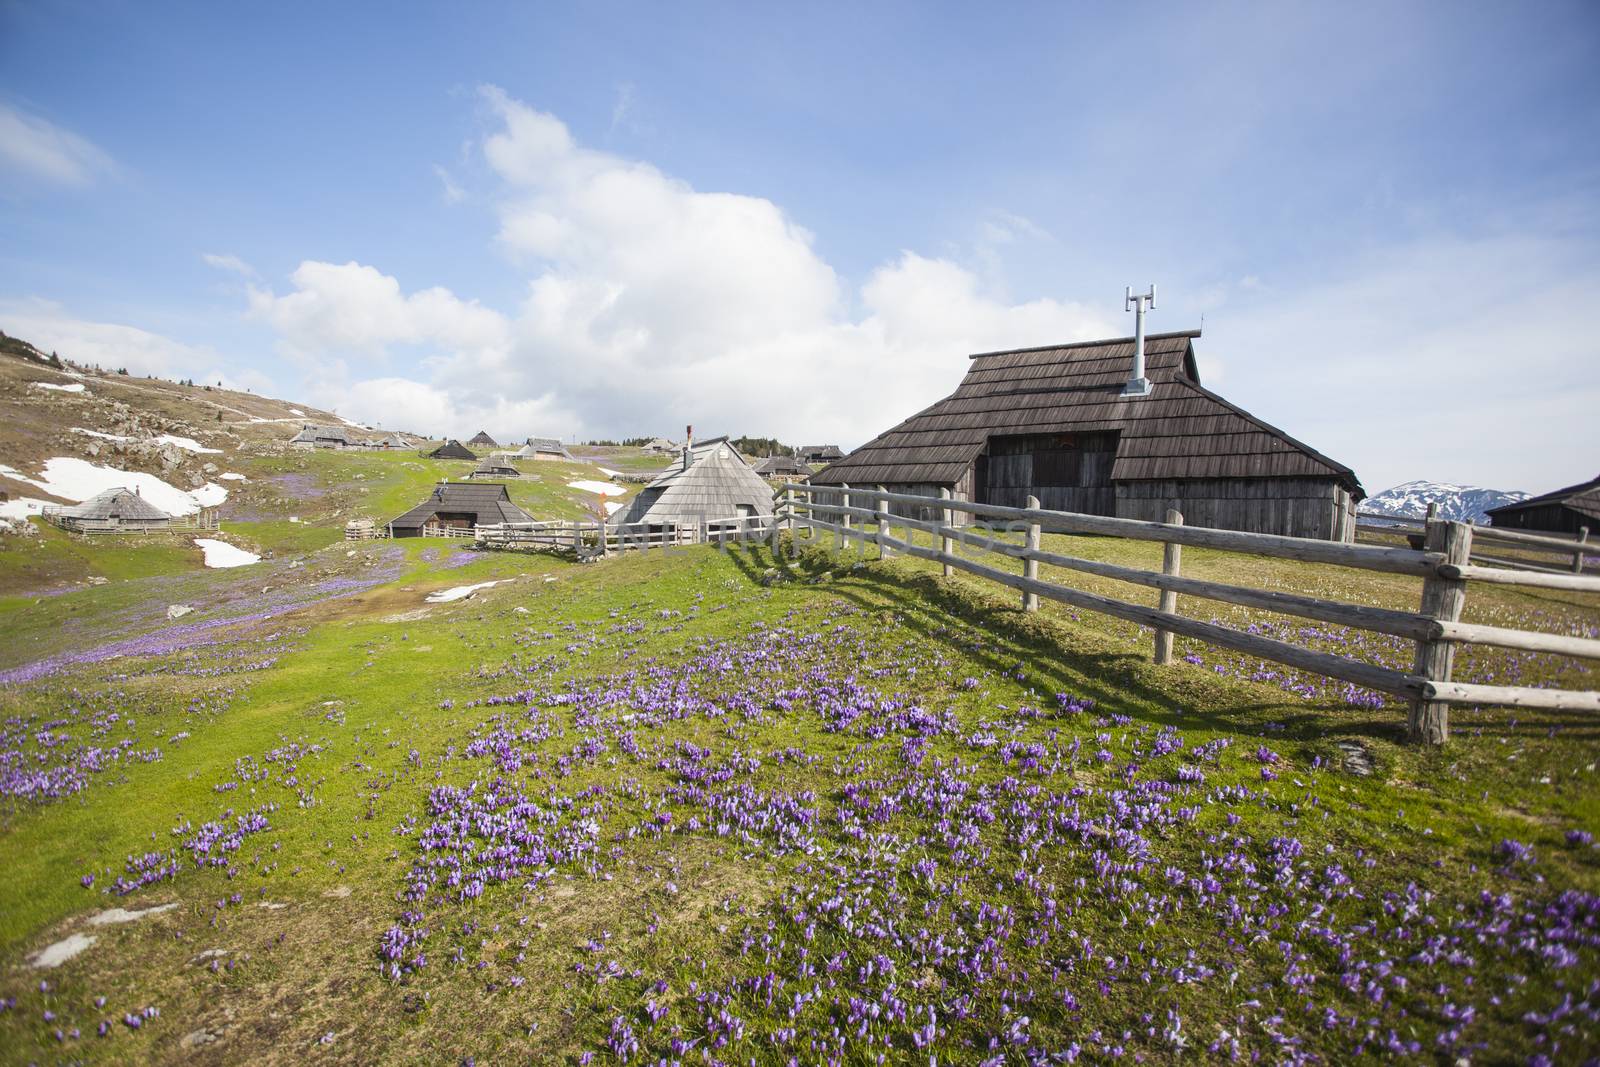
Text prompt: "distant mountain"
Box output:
[[1363, 480, 1529, 523]]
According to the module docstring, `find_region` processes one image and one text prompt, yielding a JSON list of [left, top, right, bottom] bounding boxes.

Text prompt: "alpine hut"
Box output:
[[517, 437, 574, 462], [1486, 474, 1600, 537], [616, 436, 773, 538], [641, 437, 677, 455], [467, 430, 499, 450], [469, 456, 521, 480], [755, 455, 811, 479], [385, 482, 534, 537], [800, 445, 845, 465], [427, 439, 477, 461], [810, 329, 1364, 541], [48, 487, 173, 533], [290, 424, 360, 450]]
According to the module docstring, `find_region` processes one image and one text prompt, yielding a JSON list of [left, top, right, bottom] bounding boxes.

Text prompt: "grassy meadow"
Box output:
[[0, 520, 1596, 1065]]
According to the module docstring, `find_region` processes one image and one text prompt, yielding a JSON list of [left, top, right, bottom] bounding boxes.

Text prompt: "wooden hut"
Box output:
[[49, 487, 173, 533], [517, 437, 574, 462], [290, 424, 360, 450], [1485, 475, 1599, 536], [467, 430, 499, 450], [641, 437, 677, 455], [800, 445, 844, 464], [755, 455, 810, 479], [426, 439, 477, 461], [386, 482, 533, 537], [616, 437, 774, 535], [810, 329, 1364, 541], [469, 457, 521, 480]]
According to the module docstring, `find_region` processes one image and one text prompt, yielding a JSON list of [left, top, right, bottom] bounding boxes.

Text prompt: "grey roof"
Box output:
[[467, 430, 498, 447], [387, 482, 534, 533], [472, 458, 521, 477], [800, 445, 844, 460], [427, 439, 477, 460], [618, 437, 775, 525], [519, 437, 574, 459], [290, 423, 356, 446], [755, 455, 810, 476], [58, 488, 172, 522], [1487, 474, 1600, 524], [641, 437, 677, 452], [811, 331, 1362, 496]]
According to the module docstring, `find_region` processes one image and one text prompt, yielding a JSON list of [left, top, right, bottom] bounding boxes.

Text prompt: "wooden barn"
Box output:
[[617, 437, 774, 533], [467, 430, 499, 450], [469, 457, 521, 480], [48, 487, 173, 533], [290, 424, 360, 450], [517, 437, 574, 461], [801, 445, 845, 464], [810, 329, 1364, 541], [755, 455, 811, 479], [427, 439, 477, 461], [1485, 474, 1600, 536], [386, 482, 533, 537]]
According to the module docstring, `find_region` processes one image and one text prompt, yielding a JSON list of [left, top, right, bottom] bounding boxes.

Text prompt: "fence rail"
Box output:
[[475, 515, 774, 559], [1356, 509, 1590, 574], [40, 506, 220, 534], [777, 482, 1600, 742]]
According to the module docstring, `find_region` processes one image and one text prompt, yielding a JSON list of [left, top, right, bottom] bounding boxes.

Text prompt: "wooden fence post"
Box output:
[[876, 486, 891, 559], [1576, 527, 1590, 574], [1153, 503, 1183, 664], [840, 484, 852, 545], [1408, 519, 1473, 745], [1023, 495, 1040, 611], [939, 487, 954, 578]]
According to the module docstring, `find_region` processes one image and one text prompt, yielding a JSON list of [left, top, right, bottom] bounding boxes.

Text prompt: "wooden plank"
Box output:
[[1471, 525, 1589, 553], [1409, 521, 1472, 745], [1469, 553, 1577, 575], [1023, 495, 1040, 612], [1435, 620, 1600, 659], [1153, 504, 1182, 665], [1440, 563, 1600, 594], [777, 483, 1441, 576], [1424, 681, 1600, 712], [871, 526, 1424, 699], [939, 487, 954, 579]]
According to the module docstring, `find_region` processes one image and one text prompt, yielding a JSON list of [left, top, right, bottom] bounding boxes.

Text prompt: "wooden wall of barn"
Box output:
[[1488, 503, 1590, 536], [1114, 478, 1357, 542]]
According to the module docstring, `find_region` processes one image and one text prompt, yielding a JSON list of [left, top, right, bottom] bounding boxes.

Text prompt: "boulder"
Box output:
[[167, 604, 194, 619]]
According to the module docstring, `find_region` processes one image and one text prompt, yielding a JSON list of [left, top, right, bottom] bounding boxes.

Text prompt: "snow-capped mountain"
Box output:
[[1363, 481, 1529, 523]]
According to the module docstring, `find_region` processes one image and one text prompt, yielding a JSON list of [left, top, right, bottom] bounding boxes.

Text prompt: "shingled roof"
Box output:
[[810, 330, 1361, 495], [617, 437, 774, 526], [386, 482, 533, 534], [1487, 474, 1600, 524], [518, 437, 574, 460], [56, 487, 172, 522], [467, 430, 498, 448], [427, 439, 477, 460]]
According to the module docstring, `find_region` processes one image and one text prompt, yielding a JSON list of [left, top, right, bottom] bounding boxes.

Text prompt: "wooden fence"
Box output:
[[776, 483, 1600, 743], [476, 515, 775, 560], [1356, 508, 1591, 575]]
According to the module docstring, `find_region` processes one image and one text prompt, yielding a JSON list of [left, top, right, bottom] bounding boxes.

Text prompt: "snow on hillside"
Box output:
[[1, 459, 227, 516], [1363, 480, 1529, 523]]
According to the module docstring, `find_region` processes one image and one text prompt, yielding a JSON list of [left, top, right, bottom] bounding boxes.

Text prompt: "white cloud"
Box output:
[[249, 89, 1112, 445], [0, 102, 113, 187], [0, 298, 219, 378], [201, 252, 257, 278], [433, 164, 466, 204]]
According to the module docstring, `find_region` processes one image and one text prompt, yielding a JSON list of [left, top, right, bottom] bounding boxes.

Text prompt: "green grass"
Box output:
[[0, 532, 1594, 1063]]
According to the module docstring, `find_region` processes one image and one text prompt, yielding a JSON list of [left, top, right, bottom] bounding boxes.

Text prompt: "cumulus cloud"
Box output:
[[0, 102, 114, 187], [251, 88, 1111, 445], [0, 297, 276, 395]]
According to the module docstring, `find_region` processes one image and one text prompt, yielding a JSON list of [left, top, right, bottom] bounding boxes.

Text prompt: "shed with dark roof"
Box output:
[[467, 430, 498, 449], [1486, 475, 1600, 537], [427, 439, 477, 461], [755, 455, 811, 478], [386, 482, 534, 537], [810, 330, 1364, 541]]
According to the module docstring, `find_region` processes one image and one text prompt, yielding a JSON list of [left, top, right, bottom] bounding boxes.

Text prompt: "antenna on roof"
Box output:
[[1122, 284, 1156, 397]]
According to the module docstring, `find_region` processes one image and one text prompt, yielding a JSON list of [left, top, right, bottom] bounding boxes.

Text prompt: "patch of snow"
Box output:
[[155, 434, 223, 454], [597, 467, 625, 479], [86, 902, 179, 926], [568, 480, 626, 496], [192, 482, 229, 507], [10, 458, 223, 516], [219, 472, 247, 481], [289, 408, 305, 416], [604, 501, 624, 515], [0, 496, 51, 521], [72, 427, 133, 442], [194, 539, 260, 568], [31, 381, 86, 393], [28, 933, 96, 968], [425, 579, 512, 604]]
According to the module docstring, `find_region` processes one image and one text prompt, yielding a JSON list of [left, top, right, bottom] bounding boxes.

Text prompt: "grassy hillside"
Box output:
[[0, 523, 1595, 1064]]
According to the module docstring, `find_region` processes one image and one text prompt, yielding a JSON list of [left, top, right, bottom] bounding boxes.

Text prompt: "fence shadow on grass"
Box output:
[[718, 538, 1408, 747]]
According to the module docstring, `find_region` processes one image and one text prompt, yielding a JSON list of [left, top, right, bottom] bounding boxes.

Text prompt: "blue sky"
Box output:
[[2, 1, 1597, 493]]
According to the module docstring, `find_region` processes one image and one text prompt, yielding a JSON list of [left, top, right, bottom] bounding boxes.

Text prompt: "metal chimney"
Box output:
[[683, 424, 693, 471], [1122, 284, 1156, 397]]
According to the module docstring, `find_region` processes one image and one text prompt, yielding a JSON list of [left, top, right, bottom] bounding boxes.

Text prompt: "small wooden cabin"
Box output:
[[427, 439, 477, 461], [517, 437, 574, 462], [1485, 475, 1599, 536], [290, 424, 359, 450], [386, 482, 534, 537], [800, 445, 844, 464], [467, 430, 499, 450], [811, 330, 1364, 541], [755, 455, 810, 479], [617, 437, 774, 534], [49, 487, 173, 533]]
